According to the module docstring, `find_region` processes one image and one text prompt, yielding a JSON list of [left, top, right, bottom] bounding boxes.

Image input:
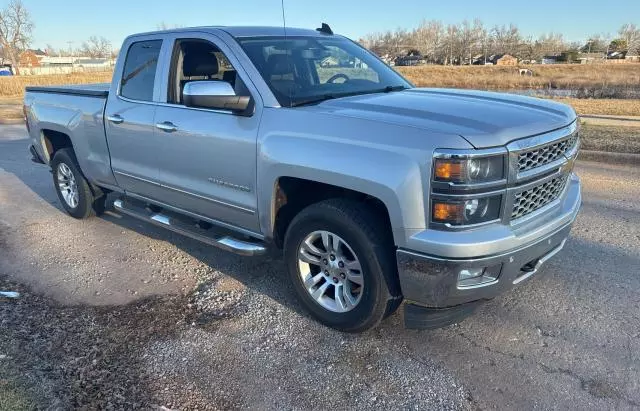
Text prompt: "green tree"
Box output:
[[608, 38, 628, 52]]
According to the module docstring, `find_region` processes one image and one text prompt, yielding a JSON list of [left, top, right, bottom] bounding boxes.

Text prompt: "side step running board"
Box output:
[[113, 199, 267, 257]]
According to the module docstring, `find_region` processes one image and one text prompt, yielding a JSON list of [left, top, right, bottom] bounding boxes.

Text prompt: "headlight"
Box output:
[[432, 195, 502, 226], [434, 156, 505, 184]]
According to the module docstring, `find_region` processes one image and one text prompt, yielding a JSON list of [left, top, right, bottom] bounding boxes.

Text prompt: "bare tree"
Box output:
[[442, 24, 460, 65], [456, 19, 485, 64], [359, 17, 618, 65], [533, 32, 567, 60], [44, 43, 56, 56], [618, 23, 640, 53], [0, 0, 34, 75], [80, 36, 112, 58], [414, 20, 444, 62], [490, 24, 522, 56], [581, 34, 608, 53]]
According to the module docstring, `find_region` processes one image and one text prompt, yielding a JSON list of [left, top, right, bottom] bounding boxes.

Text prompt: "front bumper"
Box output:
[[397, 173, 581, 328]]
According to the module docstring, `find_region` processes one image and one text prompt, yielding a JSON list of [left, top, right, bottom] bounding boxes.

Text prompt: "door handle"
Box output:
[[107, 114, 124, 124], [156, 121, 178, 133]]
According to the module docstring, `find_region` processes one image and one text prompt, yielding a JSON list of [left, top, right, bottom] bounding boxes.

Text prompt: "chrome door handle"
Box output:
[[156, 121, 178, 133], [107, 114, 124, 124]]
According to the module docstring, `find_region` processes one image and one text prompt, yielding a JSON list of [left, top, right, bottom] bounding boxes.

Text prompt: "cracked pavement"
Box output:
[[1, 126, 639, 409]]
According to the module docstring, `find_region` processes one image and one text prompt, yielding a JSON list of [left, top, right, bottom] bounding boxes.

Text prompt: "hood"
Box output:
[[302, 88, 577, 148]]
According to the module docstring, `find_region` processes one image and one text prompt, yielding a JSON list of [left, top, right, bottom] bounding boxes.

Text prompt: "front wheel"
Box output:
[[284, 199, 400, 332], [51, 148, 102, 219]]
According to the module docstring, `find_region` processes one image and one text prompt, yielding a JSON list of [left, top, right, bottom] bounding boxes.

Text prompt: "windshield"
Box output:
[[237, 36, 412, 107]]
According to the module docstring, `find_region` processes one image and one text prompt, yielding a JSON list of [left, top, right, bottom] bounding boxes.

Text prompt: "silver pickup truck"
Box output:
[[24, 25, 581, 332]]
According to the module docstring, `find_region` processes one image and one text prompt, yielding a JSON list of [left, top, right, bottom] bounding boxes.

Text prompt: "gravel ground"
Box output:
[[2, 127, 640, 410]]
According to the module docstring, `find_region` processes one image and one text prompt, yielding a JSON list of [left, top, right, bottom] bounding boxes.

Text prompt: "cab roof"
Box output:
[[133, 26, 334, 39]]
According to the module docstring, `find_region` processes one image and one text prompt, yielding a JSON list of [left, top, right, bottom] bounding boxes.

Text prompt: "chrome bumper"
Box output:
[[397, 172, 581, 312]]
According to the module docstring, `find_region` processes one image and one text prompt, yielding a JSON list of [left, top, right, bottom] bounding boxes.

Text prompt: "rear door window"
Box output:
[[120, 40, 162, 101]]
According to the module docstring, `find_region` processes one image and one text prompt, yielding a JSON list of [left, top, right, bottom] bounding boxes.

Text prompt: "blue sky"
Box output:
[[26, 0, 638, 50]]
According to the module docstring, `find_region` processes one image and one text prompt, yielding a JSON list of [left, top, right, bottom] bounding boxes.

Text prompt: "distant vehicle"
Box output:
[[395, 54, 425, 66], [0, 65, 13, 76], [24, 25, 582, 332]]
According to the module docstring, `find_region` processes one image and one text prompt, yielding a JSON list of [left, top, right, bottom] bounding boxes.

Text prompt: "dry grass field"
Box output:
[[0, 72, 112, 98], [580, 123, 640, 153], [395, 63, 640, 93], [0, 64, 637, 98], [558, 98, 640, 117], [0, 66, 637, 119]]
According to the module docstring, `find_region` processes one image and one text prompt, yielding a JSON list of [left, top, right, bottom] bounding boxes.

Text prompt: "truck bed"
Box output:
[[25, 83, 110, 98]]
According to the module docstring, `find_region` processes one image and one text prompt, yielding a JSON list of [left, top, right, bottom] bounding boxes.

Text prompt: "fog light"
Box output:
[[457, 264, 502, 289], [458, 268, 485, 281]]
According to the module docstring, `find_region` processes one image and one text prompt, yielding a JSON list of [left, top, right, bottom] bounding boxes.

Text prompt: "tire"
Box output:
[[284, 199, 401, 333], [51, 148, 102, 219]]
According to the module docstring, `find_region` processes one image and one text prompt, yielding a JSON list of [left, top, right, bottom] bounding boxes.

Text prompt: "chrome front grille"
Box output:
[[512, 175, 569, 220], [518, 133, 578, 173]]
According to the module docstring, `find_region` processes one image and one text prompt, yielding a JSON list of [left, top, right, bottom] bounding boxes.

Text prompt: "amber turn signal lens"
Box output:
[[433, 202, 464, 223], [434, 159, 464, 181]]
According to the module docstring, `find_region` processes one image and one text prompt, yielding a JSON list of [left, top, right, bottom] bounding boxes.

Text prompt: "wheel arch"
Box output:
[[40, 128, 74, 163], [269, 176, 397, 250]]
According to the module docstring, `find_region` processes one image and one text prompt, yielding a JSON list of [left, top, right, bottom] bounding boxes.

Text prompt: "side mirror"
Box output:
[[183, 81, 251, 113]]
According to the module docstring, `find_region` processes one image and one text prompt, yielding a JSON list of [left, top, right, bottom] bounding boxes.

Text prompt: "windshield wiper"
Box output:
[[290, 85, 408, 107], [382, 85, 408, 92], [290, 94, 338, 107]]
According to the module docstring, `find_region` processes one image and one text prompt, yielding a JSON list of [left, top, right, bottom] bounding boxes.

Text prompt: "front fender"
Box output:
[[257, 132, 427, 247], [256, 108, 474, 247]]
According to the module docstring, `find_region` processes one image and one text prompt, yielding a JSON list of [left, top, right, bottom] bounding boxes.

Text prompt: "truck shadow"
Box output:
[[98, 194, 308, 312], [0, 139, 300, 314]]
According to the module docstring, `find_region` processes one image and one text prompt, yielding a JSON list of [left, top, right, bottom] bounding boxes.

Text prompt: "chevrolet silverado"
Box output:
[[24, 25, 582, 332]]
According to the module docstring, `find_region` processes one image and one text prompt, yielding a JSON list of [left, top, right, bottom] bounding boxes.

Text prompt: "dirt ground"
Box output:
[[2, 127, 640, 410]]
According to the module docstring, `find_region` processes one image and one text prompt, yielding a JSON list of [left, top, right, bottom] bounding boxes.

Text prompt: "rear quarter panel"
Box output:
[[24, 91, 116, 187]]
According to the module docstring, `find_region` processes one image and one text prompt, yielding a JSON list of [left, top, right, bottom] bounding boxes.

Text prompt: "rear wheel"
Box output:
[[284, 199, 401, 332], [51, 148, 103, 219]]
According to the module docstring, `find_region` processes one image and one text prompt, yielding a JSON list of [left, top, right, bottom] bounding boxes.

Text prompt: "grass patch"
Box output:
[[557, 98, 640, 117], [1, 65, 637, 118], [0, 379, 36, 411], [579, 123, 640, 154]]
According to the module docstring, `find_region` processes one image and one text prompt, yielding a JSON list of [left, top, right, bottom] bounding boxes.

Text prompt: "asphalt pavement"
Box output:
[[1, 126, 638, 409]]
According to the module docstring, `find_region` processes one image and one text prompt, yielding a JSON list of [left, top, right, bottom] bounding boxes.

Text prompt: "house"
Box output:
[[395, 54, 425, 66], [625, 46, 639, 62], [18, 55, 114, 75], [478, 54, 517, 66], [19, 49, 47, 67], [577, 52, 605, 64], [471, 54, 489, 65], [495, 54, 518, 66], [379, 54, 395, 66], [75, 58, 112, 69]]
